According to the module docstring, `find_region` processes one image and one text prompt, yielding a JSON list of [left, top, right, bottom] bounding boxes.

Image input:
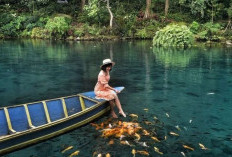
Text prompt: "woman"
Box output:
[[94, 59, 126, 118]]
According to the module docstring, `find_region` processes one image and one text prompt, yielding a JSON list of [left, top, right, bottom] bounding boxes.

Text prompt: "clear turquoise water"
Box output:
[[1, 40, 232, 157]]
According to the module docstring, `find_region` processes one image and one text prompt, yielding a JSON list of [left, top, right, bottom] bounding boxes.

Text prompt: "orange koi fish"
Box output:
[[199, 143, 208, 150], [131, 149, 136, 157], [137, 150, 149, 156], [108, 139, 114, 145], [129, 114, 138, 118], [61, 146, 73, 153], [144, 108, 149, 111], [97, 154, 102, 157], [151, 136, 160, 142], [105, 153, 111, 157], [134, 133, 141, 141], [144, 121, 152, 125], [143, 129, 150, 136], [169, 131, 179, 136], [183, 145, 194, 151], [120, 140, 130, 146], [69, 150, 80, 157], [154, 147, 163, 155]]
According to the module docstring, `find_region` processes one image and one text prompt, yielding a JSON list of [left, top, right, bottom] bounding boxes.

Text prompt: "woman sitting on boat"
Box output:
[[94, 59, 126, 118]]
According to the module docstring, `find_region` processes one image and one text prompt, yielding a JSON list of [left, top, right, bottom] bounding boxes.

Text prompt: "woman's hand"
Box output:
[[114, 89, 120, 93]]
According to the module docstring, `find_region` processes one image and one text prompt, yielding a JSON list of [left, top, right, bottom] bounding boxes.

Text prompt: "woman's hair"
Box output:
[[101, 63, 112, 72]]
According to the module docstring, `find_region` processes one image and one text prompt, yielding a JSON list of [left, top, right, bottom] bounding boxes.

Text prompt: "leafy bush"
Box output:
[[190, 21, 200, 34], [196, 22, 222, 41], [114, 14, 137, 37], [0, 13, 14, 27], [45, 17, 69, 39], [86, 25, 100, 36], [81, 0, 108, 25], [153, 24, 194, 47], [0, 34, 4, 39], [31, 27, 49, 39], [20, 29, 31, 38], [74, 29, 85, 37], [135, 28, 148, 39], [0, 15, 27, 37]]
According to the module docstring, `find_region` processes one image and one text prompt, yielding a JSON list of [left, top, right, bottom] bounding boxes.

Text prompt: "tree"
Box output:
[[165, 0, 169, 17], [144, 0, 151, 19], [223, 3, 232, 33], [105, 0, 113, 29], [206, 0, 220, 23], [81, 0, 86, 12], [190, 0, 206, 18]]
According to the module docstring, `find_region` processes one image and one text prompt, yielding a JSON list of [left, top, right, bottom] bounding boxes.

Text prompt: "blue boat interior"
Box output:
[[0, 87, 124, 137], [0, 93, 99, 136], [0, 109, 8, 136], [8, 106, 28, 132]]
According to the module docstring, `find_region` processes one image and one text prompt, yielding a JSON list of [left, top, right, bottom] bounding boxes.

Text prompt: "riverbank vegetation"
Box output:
[[0, 0, 232, 44]]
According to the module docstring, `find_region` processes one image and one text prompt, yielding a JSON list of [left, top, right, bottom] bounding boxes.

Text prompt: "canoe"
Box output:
[[0, 87, 124, 155]]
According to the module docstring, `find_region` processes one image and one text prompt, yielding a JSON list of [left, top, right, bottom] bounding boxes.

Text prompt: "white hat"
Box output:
[[100, 59, 115, 68]]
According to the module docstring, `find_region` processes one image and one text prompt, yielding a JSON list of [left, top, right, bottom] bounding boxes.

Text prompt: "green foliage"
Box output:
[[226, 3, 232, 19], [190, 0, 206, 18], [20, 29, 31, 38], [196, 22, 222, 41], [86, 25, 100, 36], [0, 0, 231, 41], [114, 14, 137, 37], [153, 24, 194, 47], [0, 13, 14, 27], [45, 17, 69, 39], [81, 0, 108, 25], [74, 29, 85, 37], [31, 27, 49, 39], [0, 15, 27, 37], [135, 28, 148, 39], [71, 23, 102, 38], [190, 21, 200, 34], [84, 0, 99, 18]]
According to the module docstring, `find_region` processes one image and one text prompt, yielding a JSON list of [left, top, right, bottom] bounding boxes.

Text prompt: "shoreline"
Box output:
[[1, 36, 232, 47]]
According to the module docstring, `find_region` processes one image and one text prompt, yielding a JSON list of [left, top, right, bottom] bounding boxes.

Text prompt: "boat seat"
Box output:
[[64, 96, 82, 116], [8, 106, 28, 132], [28, 103, 48, 127]]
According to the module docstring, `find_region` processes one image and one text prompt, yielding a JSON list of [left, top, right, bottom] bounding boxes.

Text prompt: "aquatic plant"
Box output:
[[153, 24, 194, 47]]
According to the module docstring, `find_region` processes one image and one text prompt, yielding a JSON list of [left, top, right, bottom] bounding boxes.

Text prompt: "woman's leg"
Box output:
[[109, 100, 118, 118], [113, 95, 126, 117]]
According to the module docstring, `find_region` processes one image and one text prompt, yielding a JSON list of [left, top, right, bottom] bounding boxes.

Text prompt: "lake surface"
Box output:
[[1, 40, 232, 157]]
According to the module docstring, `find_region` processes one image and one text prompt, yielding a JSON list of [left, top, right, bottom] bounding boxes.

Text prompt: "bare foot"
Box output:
[[111, 112, 118, 118], [119, 111, 126, 117]]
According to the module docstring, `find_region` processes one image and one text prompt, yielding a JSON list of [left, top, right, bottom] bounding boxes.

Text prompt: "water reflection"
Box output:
[[153, 47, 199, 68]]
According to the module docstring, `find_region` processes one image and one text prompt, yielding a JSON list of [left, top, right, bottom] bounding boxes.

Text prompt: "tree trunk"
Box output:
[[165, 0, 169, 17], [211, 4, 214, 23], [144, 0, 151, 19], [106, 0, 113, 29], [81, 0, 85, 12]]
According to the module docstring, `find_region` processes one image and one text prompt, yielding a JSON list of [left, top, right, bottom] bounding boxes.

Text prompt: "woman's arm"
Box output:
[[104, 84, 119, 93]]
